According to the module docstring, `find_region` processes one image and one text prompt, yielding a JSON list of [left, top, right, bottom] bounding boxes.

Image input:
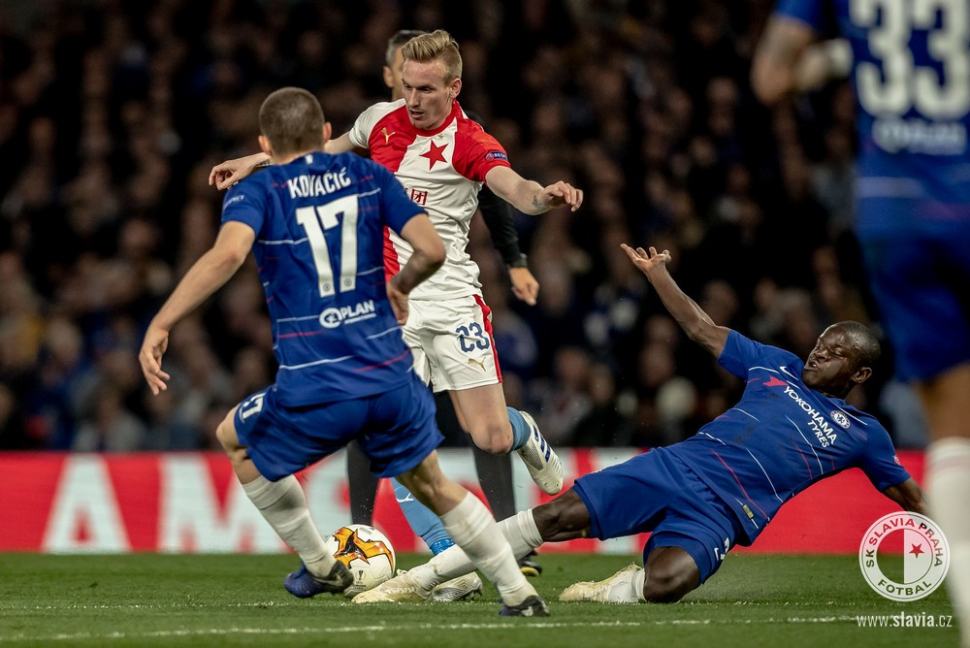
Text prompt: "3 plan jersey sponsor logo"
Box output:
[[319, 300, 377, 329]]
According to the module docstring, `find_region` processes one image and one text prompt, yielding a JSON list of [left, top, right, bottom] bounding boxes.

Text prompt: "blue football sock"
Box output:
[[428, 538, 455, 555], [391, 477, 453, 553], [508, 407, 532, 451]]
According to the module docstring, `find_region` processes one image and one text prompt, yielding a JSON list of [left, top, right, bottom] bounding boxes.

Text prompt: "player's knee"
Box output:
[[484, 436, 513, 455], [215, 413, 241, 454], [470, 421, 513, 455], [642, 563, 695, 604]]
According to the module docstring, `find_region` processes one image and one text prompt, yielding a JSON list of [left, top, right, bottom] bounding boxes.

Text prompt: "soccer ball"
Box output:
[[326, 524, 396, 598]]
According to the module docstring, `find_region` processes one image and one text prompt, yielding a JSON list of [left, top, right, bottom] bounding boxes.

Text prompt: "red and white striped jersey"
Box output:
[[349, 99, 512, 299]]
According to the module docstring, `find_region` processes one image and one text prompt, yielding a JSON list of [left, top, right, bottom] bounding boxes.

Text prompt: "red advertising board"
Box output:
[[0, 449, 924, 554]]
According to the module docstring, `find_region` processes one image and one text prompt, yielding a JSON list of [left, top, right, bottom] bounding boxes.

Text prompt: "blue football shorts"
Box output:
[[233, 372, 444, 481], [573, 447, 743, 584], [860, 220, 970, 381]]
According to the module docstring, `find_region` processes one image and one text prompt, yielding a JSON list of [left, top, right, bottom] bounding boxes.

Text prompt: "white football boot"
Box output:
[[353, 569, 433, 604], [558, 564, 641, 604], [516, 411, 564, 495], [432, 572, 484, 602]]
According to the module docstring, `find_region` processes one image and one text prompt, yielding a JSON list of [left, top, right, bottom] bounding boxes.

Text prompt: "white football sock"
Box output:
[[242, 475, 333, 577], [505, 510, 544, 558], [439, 493, 537, 606], [606, 567, 645, 604], [927, 438, 970, 647], [411, 509, 545, 592], [635, 568, 647, 602]]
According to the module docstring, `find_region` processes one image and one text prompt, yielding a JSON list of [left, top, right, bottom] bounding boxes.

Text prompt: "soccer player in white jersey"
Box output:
[[211, 30, 582, 499], [347, 29, 546, 588]]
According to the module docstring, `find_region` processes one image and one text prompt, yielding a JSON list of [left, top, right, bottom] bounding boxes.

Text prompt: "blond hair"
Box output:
[[401, 29, 462, 82]]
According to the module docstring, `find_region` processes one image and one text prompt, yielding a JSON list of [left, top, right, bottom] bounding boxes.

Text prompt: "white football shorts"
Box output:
[[402, 293, 503, 392]]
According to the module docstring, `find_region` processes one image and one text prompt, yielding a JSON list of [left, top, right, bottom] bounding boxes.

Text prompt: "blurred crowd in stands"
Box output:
[[0, 0, 929, 452]]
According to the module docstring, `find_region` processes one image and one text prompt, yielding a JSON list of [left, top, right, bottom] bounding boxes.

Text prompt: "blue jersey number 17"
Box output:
[[295, 194, 360, 297]]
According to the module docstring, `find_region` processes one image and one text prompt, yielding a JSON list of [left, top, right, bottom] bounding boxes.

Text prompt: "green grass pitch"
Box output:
[[0, 553, 958, 647]]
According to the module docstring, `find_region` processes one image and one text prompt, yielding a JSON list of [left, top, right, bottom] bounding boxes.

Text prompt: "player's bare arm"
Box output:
[[208, 152, 272, 190], [751, 16, 817, 106], [484, 166, 584, 215], [508, 267, 539, 306], [793, 39, 852, 92], [622, 243, 729, 358], [323, 131, 367, 156], [881, 478, 927, 516], [475, 181, 540, 305], [387, 213, 445, 324], [208, 132, 364, 191], [139, 222, 255, 394]]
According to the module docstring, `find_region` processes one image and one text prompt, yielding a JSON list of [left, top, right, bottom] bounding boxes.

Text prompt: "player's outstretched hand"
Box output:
[[621, 244, 671, 279], [208, 153, 270, 190], [539, 181, 584, 212], [509, 267, 539, 306], [139, 325, 171, 395], [387, 279, 410, 325]]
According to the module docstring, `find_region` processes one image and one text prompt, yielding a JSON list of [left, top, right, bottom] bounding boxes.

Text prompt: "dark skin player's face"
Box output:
[[801, 325, 872, 399]]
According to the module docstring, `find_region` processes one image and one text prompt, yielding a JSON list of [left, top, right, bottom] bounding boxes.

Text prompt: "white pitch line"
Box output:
[[0, 617, 859, 643], [1, 602, 304, 611], [0, 599, 852, 612]]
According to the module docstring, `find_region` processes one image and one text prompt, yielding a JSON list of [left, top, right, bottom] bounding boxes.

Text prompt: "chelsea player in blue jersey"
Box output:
[[355, 243, 924, 606], [138, 87, 548, 616], [752, 1, 970, 640]]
